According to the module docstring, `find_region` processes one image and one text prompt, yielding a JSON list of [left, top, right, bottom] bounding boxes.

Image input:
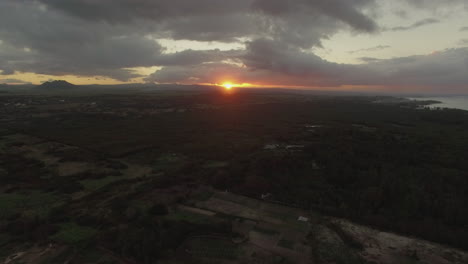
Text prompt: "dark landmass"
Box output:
[[373, 97, 442, 107], [0, 89, 467, 264], [37, 80, 76, 90], [416, 99, 443, 105]]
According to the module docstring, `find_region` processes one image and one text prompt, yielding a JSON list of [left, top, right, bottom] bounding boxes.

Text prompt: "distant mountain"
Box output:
[[37, 80, 76, 89]]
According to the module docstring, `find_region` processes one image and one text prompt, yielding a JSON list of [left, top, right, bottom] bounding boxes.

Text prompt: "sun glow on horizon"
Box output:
[[222, 82, 234, 90], [211, 81, 270, 89]]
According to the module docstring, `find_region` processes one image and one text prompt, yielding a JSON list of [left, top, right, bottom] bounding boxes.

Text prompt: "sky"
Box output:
[[0, 0, 467, 93]]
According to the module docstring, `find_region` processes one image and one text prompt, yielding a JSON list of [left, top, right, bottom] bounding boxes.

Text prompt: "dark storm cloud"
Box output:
[[0, 1, 244, 80], [41, 0, 378, 32], [39, 0, 379, 45], [145, 39, 335, 85], [388, 18, 440, 31], [40, 0, 250, 22], [0, 0, 466, 91], [148, 40, 468, 89], [252, 0, 378, 32], [147, 38, 352, 86], [0, 0, 379, 81], [157, 13, 257, 42], [355, 48, 468, 87], [242, 39, 335, 78], [403, 0, 467, 9], [0, 1, 164, 80]]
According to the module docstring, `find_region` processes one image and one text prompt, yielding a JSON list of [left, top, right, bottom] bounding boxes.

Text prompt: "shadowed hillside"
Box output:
[[37, 80, 76, 89]]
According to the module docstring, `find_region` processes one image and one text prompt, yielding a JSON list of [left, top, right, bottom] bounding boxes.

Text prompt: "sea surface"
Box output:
[[408, 96, 468, 111]]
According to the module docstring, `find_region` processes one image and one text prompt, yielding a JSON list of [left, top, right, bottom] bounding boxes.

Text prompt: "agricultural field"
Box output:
[[178, 190, 468, 264]]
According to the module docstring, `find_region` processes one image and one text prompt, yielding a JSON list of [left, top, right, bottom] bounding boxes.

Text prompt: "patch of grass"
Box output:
[[215, 212, 258, 223], [39, 246, 75, 264], [152, 153, 185, 171], [187, 237, 239, 260], [192, 190, 214, 201], [0, 128, 11, 136], [165, 210, 213, 224], [80, 176, 121, 191], [79, 248, 115, 263], [158, 153, 182, 163], [278, 239, 295, 250], [401, 258, 422, 264], [0, 191, 60, 219], [0, 167, 7, 178], [287, 219, 310, 232], [51, 223, 97, 245], [215, 193, 260, 210], [311, 224, 367, 264], [0, 233, 10, 247], [264, 209, 290, 221], [326, 222, 363, 250], [315, 241, 366, 264], [3, 134, 42, 145], [0, 139, 9, 152], [203, 161, 229, 169], [130, 199, 152, 212], [253, 226, 279, 236], [0, 238, 13, 260]]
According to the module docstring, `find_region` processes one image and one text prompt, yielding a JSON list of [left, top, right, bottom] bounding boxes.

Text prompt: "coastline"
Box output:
[[407, 96, 468, 111]]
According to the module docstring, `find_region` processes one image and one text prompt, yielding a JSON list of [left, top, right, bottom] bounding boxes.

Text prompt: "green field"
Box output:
[[186, 237, 239, 260], [0, 191, 60, 219], [52, 223, 97, 245], [80, 176, 122, 191]]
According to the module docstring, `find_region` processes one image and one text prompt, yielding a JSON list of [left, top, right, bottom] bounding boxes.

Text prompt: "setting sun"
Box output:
[[222, 82, 233, 90]]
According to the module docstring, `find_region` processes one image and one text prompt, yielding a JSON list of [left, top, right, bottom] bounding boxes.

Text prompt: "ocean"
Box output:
[[408, 96, 468, 111]]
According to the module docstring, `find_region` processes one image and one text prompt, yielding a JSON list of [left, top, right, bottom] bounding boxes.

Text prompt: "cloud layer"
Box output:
[[147, 40, 468, 90], [0, 0, 467, 91], [387, 18, 440, 31]]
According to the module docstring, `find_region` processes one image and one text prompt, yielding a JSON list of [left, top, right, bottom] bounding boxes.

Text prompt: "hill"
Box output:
[[37, 80, 76, 89]]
